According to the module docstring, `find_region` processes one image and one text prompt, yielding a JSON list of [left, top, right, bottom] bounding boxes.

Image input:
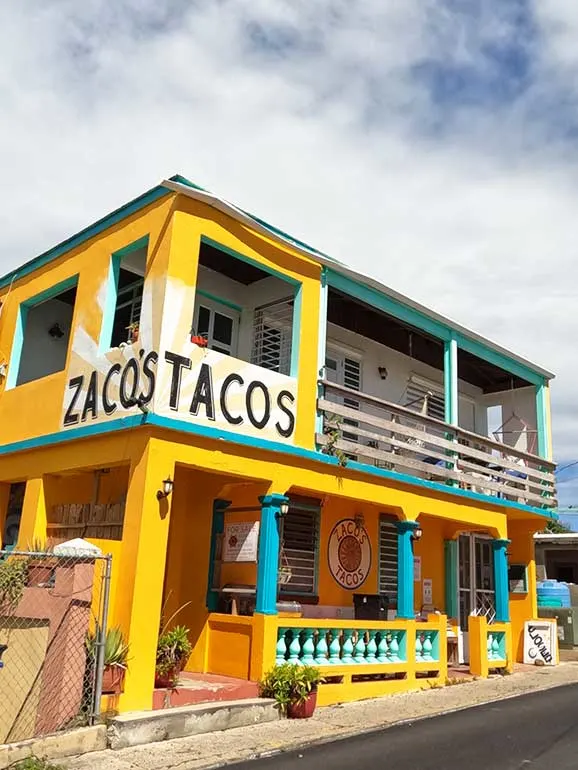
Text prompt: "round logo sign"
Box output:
[[328, 519, 371, 590]]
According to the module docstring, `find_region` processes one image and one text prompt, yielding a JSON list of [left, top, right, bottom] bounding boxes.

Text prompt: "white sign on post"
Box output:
[[523, 621, 557, 666], [422, 578, 433, 605], [223, 522, 260, 563], [413, 556, 422, 582]]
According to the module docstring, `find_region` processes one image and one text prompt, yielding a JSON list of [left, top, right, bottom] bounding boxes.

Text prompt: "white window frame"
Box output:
[[193, 295, 240, 357]]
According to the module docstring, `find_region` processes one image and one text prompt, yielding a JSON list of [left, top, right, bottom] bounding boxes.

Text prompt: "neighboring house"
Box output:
[[535, 533, 578, 583], [0, 175, 557, 712]]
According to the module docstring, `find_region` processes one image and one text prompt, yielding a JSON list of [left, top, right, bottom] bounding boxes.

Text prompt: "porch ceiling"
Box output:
[[199, 240, 270, 285], [327, 289, 531, 393]]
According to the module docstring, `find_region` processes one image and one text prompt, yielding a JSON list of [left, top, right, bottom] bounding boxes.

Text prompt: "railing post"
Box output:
[[492, 539, 510, 623], [255, 494, 288, 615], [395, 520, 419, 619]]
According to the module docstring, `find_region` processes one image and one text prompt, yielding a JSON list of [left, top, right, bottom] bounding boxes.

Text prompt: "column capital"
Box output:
[[395, 519, 420, 534], [213, 499, 232, 513], [259, 493, 289, 508], [492, 538, 511, 550]]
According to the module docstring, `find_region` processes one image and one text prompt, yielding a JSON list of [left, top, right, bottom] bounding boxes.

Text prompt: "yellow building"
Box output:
[[0, 176, 557, 712]]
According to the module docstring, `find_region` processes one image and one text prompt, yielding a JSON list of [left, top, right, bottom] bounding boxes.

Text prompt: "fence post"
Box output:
[[92, 554, 112, 723]]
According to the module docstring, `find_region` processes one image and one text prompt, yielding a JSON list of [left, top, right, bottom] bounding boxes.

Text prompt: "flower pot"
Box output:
[[102, 664, 126, 695], [287, 689, 317, 719], [155, 666, 180, 689], [190, 335, 208, 347], [27, 561, 55, 587]]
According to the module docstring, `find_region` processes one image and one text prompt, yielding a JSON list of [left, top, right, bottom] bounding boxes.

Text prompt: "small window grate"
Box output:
[[279, 501, 319, 595], [405, 380, 445, 421], [251, 298, 294, 375]]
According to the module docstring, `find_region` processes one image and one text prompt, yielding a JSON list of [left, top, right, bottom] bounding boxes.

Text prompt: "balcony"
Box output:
[[317, 380, 556, 509]]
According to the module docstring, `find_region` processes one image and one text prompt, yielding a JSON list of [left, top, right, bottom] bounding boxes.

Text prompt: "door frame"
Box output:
[[456, 532, 496, 664]]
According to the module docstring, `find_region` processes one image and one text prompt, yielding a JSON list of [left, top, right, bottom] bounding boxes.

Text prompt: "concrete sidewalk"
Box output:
[[65, 663, 578, 770]]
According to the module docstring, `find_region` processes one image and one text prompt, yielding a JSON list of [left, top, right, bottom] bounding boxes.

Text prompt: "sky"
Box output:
[[1, 1, 578, 507]]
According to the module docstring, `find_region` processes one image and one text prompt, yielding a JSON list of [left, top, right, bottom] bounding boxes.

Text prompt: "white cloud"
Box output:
[[1, 1, 578, 497]]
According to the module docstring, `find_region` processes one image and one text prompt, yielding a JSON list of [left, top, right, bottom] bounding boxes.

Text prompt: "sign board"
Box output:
[[413, 556, 421, 582], [223, 522, 260, 562], [422, 578, 433, 605], [328, 519, 372, 590], [523, 621, 557, 666]]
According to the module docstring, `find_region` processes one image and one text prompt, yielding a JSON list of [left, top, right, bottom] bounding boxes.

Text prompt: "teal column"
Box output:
[[535, 383, 549, 460], [492, 538, 510, 623], [443, 334, 458, 426], [255, 494, 289, 615], [396, 520, 419, 619], [206, 498, 230, 611], [444, 539, 458, 619]]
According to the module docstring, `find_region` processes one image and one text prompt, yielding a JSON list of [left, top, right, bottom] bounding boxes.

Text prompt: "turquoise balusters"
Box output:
[[366, 629, 378, 664], [487, 633, 494, 661], [415, 632, 424, 662], [314, 629, 329, 666], [288, 628, 303, 665], [301, 627, 315, 665], [353, 630, 367, 663], [276, 627, 288, 665], [389, 632, 400, 662], [377, 631, 389, 663], [342, 628, 354, 664], [329, 629, 342, 665], [422, 631, 433, 662], [492, 634, 502, 660]]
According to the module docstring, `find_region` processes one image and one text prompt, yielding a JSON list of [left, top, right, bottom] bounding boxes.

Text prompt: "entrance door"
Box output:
[[458, 534, 495, 663]]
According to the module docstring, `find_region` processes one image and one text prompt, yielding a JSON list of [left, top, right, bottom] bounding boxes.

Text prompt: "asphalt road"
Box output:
[[233, 684, 578, 770]]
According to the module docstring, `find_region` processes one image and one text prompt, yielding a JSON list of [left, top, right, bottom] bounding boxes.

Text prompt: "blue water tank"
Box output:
[[537, 580, 571, 608]]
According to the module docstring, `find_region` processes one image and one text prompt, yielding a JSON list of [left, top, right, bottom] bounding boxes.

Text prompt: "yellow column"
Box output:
[[16, 478, 47, 549], [468, 615, 489, 678], [116, 438, 175, 712], [0, 483, 10, 545]]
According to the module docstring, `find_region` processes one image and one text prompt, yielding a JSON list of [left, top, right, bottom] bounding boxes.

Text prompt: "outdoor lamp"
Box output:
[[411, 527, 423, 542], [157, 476, 174, 500], [279, 501, 290, 517]]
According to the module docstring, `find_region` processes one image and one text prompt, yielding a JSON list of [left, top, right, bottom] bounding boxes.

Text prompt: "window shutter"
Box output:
[[279, 499, 319, 596], [379, 516, 398, 600], [404, 379, 445, 421]]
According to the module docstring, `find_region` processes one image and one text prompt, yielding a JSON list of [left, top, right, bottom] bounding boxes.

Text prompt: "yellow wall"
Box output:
[[508, 519, 540, 661]]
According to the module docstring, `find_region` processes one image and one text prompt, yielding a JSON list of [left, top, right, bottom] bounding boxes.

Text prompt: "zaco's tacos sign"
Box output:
[[62, 346, 297, 442]]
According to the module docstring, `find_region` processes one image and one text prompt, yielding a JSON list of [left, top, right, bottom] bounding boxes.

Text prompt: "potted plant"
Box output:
[[86, 627, 129, 695], [190, 330, 208, 347], [155, 625, 192, 688], [26, 540, 56, 588], [259, 663, 324, 719], [126, 322, 139, 344]]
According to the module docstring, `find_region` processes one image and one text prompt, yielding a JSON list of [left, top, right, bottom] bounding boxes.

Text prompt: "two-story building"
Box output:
[[0, 175, 557, 713]]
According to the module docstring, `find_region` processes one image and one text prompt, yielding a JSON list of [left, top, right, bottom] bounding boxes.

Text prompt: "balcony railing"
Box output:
[[317, 380, 556, 509]]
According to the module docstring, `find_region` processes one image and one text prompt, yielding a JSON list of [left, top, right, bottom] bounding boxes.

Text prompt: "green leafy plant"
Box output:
[[85, 626, 129, 667], [323, 414, 348, 467], [0, 557, 28, 615], [156, 625, 192, 684], [259, 664, 324, 715], [12, 757, 64, 770]]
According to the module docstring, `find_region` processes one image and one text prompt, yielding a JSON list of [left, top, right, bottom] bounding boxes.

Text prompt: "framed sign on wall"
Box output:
[[223, 521, 260, 563]]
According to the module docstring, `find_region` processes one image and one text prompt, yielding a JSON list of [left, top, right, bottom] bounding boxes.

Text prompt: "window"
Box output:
[[251, 298, 293, 374], [325, 351, 362, 449], [378, 515, 398, 600], [404, 377, 445, 421], [193, 298, 239, 356], [109, 247, 146, 348], [12, 279, 78, 387], [278, 498, 320, 596]]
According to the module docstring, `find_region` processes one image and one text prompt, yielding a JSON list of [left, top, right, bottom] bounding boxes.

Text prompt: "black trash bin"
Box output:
[[353, 593, 389, 621]]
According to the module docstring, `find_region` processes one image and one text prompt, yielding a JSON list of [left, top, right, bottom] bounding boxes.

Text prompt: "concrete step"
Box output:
[[153, 673, 259, 709], [107, 697, 278, 750]]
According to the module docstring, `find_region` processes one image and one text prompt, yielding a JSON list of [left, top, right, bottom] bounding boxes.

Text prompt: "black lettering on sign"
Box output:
[[165, 351, 191, 411], [120, 358, 140, 409], [190, 363, 215, 420], [103, 363, 121, 415], [64, 376, 84, 426], [220, 373, 244, 425], [81, 370, 98, 422], [246, 380, 270, 429], [275, 390, 295, 438], [140, 351, 158, 405]]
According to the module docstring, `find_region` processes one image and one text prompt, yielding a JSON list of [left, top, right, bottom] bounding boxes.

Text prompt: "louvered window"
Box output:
[[279, 499, 320, 596], [251, 298, 294, 375], [378, 515, 398, 600], [404, 378, 445, 421]]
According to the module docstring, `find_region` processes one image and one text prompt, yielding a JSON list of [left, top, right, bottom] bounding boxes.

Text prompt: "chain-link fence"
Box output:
[[0, 548, 111, 743]]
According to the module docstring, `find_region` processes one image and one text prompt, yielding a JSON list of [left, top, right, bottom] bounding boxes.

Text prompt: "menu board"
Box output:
[[223, 521, 260, 562]]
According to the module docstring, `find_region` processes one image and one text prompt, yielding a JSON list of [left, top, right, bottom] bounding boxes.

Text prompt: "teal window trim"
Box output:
[[99, 236, 149, 354], [289, 284, 302, 378], [535, 382, 549, 460], [444, 539, 458, 619], [206, 499, 230, 610], [6, 274, 79, 390], [195, 289, 242, 314]]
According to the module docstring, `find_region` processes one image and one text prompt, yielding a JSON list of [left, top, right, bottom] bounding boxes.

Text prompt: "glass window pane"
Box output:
[[213, 312, 233, 345], [197, 306, 210, 337]]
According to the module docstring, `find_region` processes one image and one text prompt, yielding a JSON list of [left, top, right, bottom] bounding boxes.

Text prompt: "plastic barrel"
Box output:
[[537, 580, 571, 608]]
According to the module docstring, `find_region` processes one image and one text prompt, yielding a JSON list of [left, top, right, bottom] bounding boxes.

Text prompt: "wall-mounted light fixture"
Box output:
[[354, 512, 365, 534], [157, 477, 174, 500], [276, 501, 290, 518], [411, 527, 423, 542], [48, 323, 64, 339], [378, 366, 388, 381]]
